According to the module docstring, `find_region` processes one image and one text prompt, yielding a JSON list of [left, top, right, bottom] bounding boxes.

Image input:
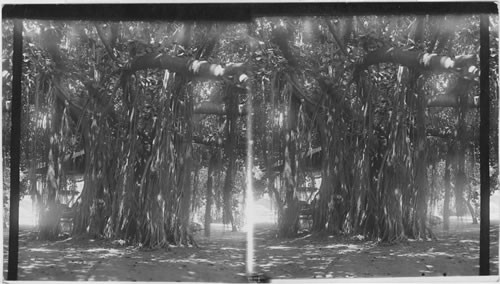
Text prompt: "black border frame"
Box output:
[[3, 2, 497, 280]]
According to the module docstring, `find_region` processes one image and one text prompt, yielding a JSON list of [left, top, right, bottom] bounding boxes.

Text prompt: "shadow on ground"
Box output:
[[3, 224, 247, 282], [3, 220, 498, 281], [254, 220, 499, 280]]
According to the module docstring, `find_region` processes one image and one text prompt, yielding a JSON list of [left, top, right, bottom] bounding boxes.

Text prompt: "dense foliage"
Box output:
[[2, 14, 498, 246]]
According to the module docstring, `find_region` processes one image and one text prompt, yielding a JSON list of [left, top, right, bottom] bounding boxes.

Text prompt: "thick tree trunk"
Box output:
[[38, 29, 67, 240], [176, 78, 195, 246], [42, 27, 115, 240], [116, 103, 140, 241], [312, 179, 329, 232], [454, 79, 471, 218], [222, 86, 239, 232], [357, 80, 378, 239], [262, 134, 284, 219], [29, 81, 42, 227], [409, 17, 429, 238], [277, 94, 301, 238], [39, 89, 64, 241], [413, 79, 429, 239], [271, 29, 304, 237], [204, 153, 217, 237], [222, 158, 236, 231], [443, 151, 452, 231], [179, 140, 193, 245], [399, 20, 431, 240], [191, 166, 199, 213], [312, 121, 330, 232], [75, 95, 114, 238], [315, 100, 348, 235]]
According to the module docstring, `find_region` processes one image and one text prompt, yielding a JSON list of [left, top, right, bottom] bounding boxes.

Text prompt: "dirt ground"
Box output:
[[3, 219, 499, 282]]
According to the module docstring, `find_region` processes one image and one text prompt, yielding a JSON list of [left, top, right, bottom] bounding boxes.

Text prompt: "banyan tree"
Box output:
[[3, 10, 497, 247]]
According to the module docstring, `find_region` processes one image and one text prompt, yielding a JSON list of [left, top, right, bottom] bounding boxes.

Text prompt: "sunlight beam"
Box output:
[[245, 77, 255, 276]]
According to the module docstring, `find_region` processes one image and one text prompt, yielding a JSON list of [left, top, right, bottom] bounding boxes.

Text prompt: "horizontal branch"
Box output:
[[125, 53, 249, 82], [193, 101, 247, 115], [427, 93, 478, 108], [426, 128, 474, 140], [354, 47, 478, 80]]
